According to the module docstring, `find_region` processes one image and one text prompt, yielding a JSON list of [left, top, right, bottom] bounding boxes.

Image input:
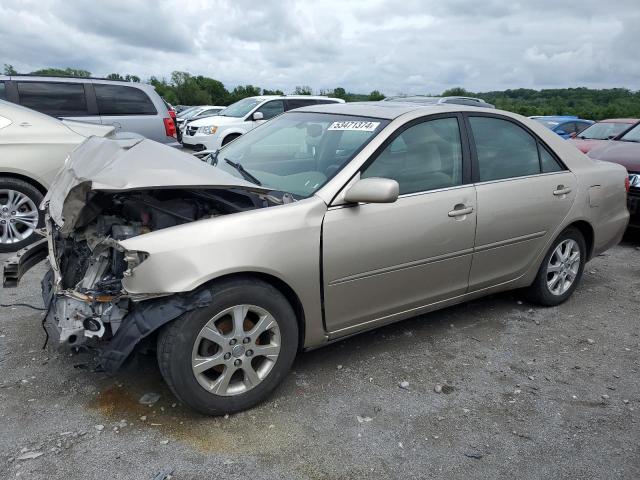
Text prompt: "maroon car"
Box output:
[[588, 123, 640, 226], [571, 118, 638, 153]]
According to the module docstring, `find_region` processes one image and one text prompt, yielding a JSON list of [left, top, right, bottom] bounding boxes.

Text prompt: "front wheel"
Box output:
[[525, 227, 586, 306], [0, 178, 44, 253], [157, 278, 298, 415]]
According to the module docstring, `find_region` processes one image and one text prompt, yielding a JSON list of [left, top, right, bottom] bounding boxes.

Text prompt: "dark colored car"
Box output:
[[570, 118, 639, 153], [588, 123, 640, 226]]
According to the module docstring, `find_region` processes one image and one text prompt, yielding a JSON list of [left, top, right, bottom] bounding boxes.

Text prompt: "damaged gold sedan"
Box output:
[[3, 103, 630, 415]]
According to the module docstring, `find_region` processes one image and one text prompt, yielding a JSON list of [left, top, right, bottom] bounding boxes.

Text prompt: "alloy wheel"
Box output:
[[0, 189, 39, 244], [191, 304, 281, 396], [546, 239, 581, 296]]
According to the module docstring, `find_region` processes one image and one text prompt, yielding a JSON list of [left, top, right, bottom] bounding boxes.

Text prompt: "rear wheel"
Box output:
[[157, 278, 298, 415], [525, 227, 586, 306], [0, 178, 44, 253]]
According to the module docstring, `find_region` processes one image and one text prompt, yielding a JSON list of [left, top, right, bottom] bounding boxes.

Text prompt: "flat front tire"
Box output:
[[525, 227, 586, 306], [157, 278, 298, 415]]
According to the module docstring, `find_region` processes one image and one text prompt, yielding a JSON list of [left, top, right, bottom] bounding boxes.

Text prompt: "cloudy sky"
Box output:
[[1, 0, 639, 95]]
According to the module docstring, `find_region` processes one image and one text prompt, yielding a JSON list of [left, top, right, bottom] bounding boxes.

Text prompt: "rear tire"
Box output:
[[157, 278, 298, 415], [0, 177, 44, 253], [525, 227, 586, 306]]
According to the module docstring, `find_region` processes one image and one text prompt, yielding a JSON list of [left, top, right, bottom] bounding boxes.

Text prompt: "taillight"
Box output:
[[625, 176, 630, 192], [163, 118, 177, 138], [168, 109, 176, 120]]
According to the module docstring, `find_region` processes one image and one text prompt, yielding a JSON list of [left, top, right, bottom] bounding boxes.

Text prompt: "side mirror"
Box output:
[[344, 178, 399, 204], [252, 112, 264, 121]]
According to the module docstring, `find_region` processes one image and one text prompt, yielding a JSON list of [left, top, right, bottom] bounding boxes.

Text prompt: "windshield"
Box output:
[[219, 98, 262, 118], [177, 106, 201, 118], [578, 122, 631, 140], [212, 112, 389, 198], [620, 124, 640, 142]]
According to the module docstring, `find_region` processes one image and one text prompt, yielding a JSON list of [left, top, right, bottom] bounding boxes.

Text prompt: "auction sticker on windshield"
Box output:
[[328, 121, 380, 131]]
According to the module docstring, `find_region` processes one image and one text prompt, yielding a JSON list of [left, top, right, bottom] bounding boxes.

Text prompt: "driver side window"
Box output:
[[362, 117, 463, 195], [256, 100, 284, 120]]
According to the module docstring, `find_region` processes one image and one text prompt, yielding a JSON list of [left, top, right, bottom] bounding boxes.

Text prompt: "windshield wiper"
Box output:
[[224, 158, 262, 185]]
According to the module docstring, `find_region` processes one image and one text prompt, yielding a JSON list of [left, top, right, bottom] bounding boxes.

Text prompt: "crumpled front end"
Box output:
[[5, 136, 279, 371]]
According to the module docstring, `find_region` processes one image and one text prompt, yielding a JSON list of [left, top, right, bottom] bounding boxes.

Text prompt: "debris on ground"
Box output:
[[16, 451, 43, 461], [464, 452, 483, 459], [399, 380, 410, 390], [151, 465, 174, 480], [356, 415, 373, 423], [139, 392, 161, 405]]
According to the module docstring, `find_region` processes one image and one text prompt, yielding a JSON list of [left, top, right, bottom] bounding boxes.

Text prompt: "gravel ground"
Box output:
[[1, 233, 639, 480]]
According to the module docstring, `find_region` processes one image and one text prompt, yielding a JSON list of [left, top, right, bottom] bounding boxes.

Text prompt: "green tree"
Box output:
[[3, 64, 17, 75], [293, 85, 312, 95], [31, 67, 91, 77], [227, 85, 262, 104], [369, 90, 385, 101], [263, 88, 284, 95], [441, 87, 470, 97]]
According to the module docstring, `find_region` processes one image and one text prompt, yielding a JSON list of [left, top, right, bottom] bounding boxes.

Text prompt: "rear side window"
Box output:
[[286, 99, 316, 110], [469, 116, 541, 182], [0, 81, 6, 100], [539, 144, 563, 173], [95, 84, 157, 115], [17, 81, 88, 116]]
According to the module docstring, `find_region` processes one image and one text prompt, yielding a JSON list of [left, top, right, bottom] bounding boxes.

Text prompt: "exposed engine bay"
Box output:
[[46, 187, 274, 349]]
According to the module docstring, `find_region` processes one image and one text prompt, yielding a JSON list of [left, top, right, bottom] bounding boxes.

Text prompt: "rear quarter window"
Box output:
[[17, 81, 88, 116], [95, 84, 157, 115]]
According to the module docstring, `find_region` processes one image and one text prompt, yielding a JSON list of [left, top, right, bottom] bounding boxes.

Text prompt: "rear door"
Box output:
[[465, 114, 577, 290], [93, 83, 162, 141], [323, 114, 477, 334]]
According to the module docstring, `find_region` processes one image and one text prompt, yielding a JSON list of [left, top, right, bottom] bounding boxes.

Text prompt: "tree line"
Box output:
[[4, 65, 640, 120]]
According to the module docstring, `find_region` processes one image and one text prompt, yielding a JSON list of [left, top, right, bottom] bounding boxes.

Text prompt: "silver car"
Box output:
[[0, 75, 179, 147], [4, 102, 629, 415]]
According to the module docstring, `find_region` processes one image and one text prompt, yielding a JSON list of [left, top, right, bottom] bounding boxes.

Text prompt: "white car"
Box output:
[[182, 95, 344, 151], [176, 105, 225, 132], [0, 100, 116, 251]]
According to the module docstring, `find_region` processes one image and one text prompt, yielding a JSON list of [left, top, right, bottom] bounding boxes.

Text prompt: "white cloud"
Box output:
[[0, 0, 637, 94]]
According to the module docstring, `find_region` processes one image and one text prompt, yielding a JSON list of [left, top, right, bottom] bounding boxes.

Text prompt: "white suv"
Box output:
[[182, 95, 344, 151]]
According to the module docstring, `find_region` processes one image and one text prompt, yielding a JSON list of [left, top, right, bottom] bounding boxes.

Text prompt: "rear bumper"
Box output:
[[2, 238, 48, 287]]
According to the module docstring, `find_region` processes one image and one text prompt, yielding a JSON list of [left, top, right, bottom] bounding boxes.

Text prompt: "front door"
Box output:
[[322, 115, 477, 335]]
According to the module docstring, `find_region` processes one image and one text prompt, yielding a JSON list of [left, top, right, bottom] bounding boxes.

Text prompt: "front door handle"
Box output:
[[553, 185, 572, 196], [448, 205, 474, 217]]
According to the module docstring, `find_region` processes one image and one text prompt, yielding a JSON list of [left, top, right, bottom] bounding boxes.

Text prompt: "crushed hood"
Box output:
[[43, 136, 271, 232]]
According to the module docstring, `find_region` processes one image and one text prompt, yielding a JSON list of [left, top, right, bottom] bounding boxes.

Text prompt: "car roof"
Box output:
[[292, 101, 500, 120]]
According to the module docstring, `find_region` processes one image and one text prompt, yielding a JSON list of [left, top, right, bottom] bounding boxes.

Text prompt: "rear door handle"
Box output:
[[448, 205, 474, 217], [553, 186, 572, 196]]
